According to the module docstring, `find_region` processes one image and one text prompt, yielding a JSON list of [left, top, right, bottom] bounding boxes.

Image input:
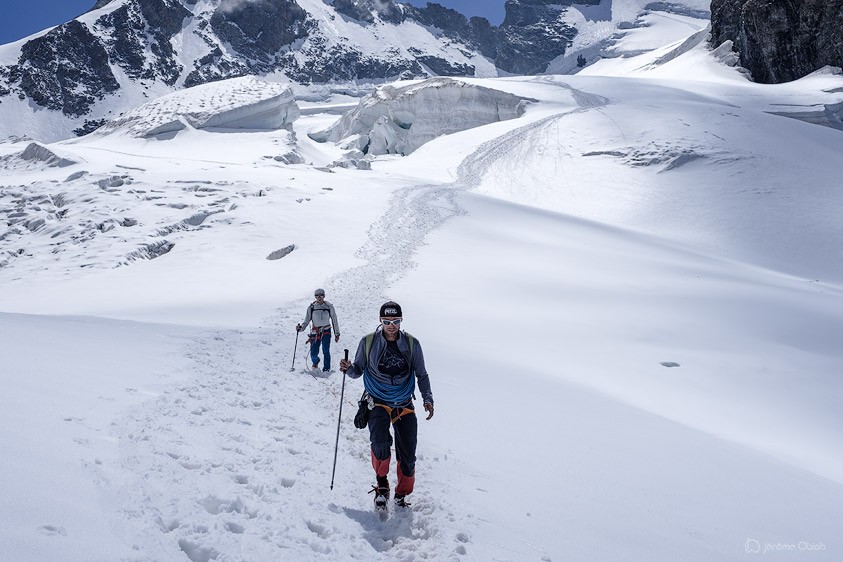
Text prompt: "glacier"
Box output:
[[309, 77, 531, 155], [2, 11, 843, 562], [87, 76, 300, 138]]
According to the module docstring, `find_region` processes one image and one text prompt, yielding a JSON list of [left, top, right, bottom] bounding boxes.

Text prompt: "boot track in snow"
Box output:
[[96, 82, 604, 560]]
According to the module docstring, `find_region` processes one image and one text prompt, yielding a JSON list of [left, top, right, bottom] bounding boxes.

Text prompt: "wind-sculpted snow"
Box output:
[[0, 169, 276, 274], [92, 77, 300, 138], [0, 142, 78, 170], [309, 78, 531, 155]]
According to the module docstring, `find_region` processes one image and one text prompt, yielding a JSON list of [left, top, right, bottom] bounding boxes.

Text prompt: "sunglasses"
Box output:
[[315, 294, 325, 298], [380, 318, 402, 326]]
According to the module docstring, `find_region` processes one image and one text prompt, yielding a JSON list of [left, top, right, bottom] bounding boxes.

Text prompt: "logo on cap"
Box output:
[[383, 308, 398, 315]]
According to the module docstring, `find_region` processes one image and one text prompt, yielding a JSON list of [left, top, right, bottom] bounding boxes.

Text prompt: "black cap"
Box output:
[[379, 301, 402, 317]]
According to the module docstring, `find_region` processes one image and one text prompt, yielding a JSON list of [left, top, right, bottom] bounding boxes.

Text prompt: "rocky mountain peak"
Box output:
[[0, 0, 710, 141]]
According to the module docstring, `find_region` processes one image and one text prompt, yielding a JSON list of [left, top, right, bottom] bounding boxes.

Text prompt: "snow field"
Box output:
[[3, 18, 843, 562], [0, 313, 201, 562]]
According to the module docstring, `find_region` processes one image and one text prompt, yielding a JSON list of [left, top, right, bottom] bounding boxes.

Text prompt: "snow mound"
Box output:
[[769, 100, 843, 130], [1, 142, 78, 170], [93, 77, 300, 138], [309, 78, 531, 155]]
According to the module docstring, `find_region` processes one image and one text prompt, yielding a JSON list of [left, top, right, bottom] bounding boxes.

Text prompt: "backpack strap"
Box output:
[[406, 332, 414, 365], [365, 332, 375, 373]]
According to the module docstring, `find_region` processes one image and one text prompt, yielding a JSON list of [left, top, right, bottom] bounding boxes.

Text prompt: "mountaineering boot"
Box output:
[[394, 494, 410, 508], [322, 366, 330, 372], [369, 475, 389, 510]]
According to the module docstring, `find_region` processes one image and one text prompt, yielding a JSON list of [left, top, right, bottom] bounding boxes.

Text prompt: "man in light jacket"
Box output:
[[296, 288, 340, 371]]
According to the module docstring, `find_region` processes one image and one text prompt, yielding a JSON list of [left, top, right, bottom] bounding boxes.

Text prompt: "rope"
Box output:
[[364, 370, 415, 407], [297, 337, 355, 408]]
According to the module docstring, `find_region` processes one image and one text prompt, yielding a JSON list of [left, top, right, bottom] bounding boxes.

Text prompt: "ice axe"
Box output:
[[330, 349, 349, 490]]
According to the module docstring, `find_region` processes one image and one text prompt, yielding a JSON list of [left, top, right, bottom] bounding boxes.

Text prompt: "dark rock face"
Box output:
[[202, 1, 483, 83], [332, 0, 376, 23], [403, 3, 497, 59], [332, 0, 405, 24], [282, 43, 424, 83], [73, 118, 109, 137], [11, 20, 119, 116], [415, 55, 475, 77], [183, 47, 249, 88], [711, 0, 843, 83], [96, 0, 191, 85], [1, 0, 190, 116], [495, 0, 589, 75], [469, 16, 498, 59], [210, 0, 309, 64]]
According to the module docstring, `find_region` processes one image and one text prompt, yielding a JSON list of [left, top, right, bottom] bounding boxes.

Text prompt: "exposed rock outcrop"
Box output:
[[96, 0, 191, 86], [209, 0, 309, 65], [495, 0, 592, 75], [10, 20, 119, 116], [710, 0, 843, 83]]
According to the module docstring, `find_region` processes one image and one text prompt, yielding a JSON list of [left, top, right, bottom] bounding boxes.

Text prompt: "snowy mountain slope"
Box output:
[[0, 0, 493, 142], [2, 17, 843, 562], [464, 74, 843, 282], [0, 0, 712, 142], [546, 0, 711, 73]]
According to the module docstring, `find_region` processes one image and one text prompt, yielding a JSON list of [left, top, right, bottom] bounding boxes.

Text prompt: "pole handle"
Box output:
[[344, 349, 349, 360]]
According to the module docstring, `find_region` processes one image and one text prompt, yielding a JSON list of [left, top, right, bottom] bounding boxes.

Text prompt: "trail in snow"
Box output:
[[100, 83, 603, 561]]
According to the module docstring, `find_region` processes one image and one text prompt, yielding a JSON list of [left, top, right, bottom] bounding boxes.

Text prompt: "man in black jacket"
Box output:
[[339, 301, 434, 509]]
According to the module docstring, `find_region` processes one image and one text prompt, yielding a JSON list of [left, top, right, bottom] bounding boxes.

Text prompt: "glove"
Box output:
[[296, 324, 302, 332], [424, 403, 434, 420]]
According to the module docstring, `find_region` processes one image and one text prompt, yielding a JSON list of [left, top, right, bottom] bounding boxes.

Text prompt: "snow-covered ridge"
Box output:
[[309, 77, 531, 155], [0, 142, 78, 170], [88, 77, 300, 138], [0, 0, 717, 143]]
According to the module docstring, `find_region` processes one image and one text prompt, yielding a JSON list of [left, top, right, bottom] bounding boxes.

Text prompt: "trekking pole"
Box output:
[[330, 349, 349, 490], [290, 328, 300, 372]]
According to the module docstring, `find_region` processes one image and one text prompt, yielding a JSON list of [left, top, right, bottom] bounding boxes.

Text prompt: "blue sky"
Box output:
[[0, 1, 95, 45], [0, 1, 506, 46], [404, 0, 505, 25]]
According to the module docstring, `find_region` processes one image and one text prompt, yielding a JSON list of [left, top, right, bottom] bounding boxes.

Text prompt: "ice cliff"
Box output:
[[309, 78, 530, 155], [92, 76, 299, 138]]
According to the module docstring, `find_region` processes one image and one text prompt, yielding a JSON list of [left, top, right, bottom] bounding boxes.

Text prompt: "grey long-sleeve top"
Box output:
[[301, 300, 340, 335], [345, 328, 433, 407]]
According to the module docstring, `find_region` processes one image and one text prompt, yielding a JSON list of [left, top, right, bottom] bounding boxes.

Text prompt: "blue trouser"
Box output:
[[309, 328, 331, 369]]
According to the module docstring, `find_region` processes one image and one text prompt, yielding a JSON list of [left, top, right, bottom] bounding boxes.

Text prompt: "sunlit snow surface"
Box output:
[[2, 14, 843, 562], [88, 76, 300, 138]]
